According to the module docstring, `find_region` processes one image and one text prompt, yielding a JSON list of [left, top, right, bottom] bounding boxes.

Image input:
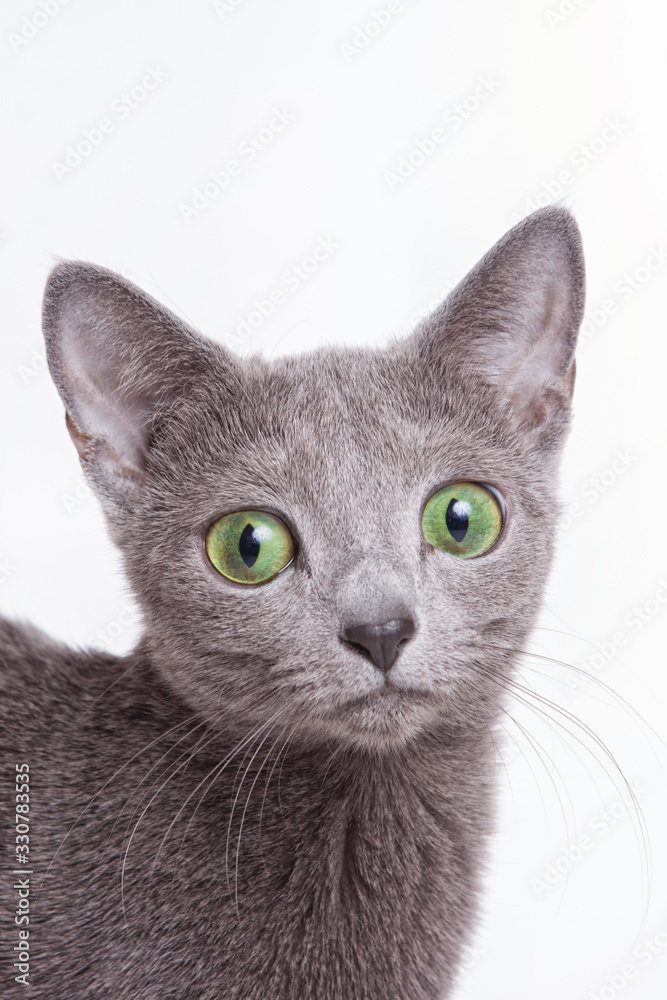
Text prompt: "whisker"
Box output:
[[320, 742, 345, 789], [232, 719, 285, 914], [499, 706, 577, 859], [471, 639, 656, 811], [478, 640, 664, 752], [147, 715, 275, 879], [112, 716, 214, 847], [161, 712, 284, 883], [276, 722, 294, 821], [512, 680, 652, 908], [75, 660, 138, 723], [488, 719, 517, 786], [257, 723, 298, 877], [470, 656, 652, 915], [38, 714, 199, 893], [121, 714, 271, 922]]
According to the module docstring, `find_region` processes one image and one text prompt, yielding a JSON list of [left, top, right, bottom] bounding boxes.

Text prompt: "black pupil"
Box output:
[[239, 523, 261, 567], [445, 498, 470, 543]]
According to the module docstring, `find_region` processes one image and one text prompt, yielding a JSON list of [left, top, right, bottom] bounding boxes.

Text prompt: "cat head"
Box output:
[[43, 207, 584, 751]]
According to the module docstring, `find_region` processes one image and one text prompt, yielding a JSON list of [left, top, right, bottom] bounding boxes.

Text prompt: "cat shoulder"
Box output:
[[0, 617, 113, 721], [0, 616, 182, 749]]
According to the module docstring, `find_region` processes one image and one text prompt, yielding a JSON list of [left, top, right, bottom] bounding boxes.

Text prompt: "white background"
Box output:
[[1, 1, 666, 997]]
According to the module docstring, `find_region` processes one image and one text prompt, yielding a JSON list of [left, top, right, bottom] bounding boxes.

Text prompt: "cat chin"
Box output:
[[318, 686, 441, 750]]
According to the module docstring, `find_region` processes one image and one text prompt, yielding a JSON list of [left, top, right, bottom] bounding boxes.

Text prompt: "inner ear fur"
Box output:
[[416, 206, 585, 447]]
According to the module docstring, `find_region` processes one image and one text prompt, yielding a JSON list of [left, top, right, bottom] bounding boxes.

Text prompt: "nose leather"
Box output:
[[342, 618, 415, 675]]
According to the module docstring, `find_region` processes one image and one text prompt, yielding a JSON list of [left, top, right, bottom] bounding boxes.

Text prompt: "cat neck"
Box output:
[[104, 646, 494, 995], [210, 718, 493, 995]]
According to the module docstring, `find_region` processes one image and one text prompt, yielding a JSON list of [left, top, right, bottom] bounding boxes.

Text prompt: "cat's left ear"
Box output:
[[416, 206, 585, 449], [43, 262, 226, 511]]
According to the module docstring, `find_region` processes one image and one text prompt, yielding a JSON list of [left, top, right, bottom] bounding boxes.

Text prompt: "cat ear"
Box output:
[[417, 207, 585, 448], [43, 262, 218, 507]]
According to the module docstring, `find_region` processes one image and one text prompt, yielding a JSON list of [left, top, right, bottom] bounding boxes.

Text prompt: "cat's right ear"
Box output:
[[43, 262, 225, 510]]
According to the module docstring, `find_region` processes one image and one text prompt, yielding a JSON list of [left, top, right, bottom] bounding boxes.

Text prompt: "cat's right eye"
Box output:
[[206, 510, 295, 584]]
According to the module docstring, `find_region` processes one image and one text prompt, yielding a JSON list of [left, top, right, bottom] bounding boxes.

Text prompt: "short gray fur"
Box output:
[[0, 207, 585, 998]]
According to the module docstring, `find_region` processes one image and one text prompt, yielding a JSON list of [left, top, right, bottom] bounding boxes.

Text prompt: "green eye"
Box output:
[[421, 483, 504, 558], [206, 510, 295, 584]]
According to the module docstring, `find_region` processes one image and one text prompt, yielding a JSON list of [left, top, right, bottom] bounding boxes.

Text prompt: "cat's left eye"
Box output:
[[421, 482, 505, 558], [206, 510, 295, 584]]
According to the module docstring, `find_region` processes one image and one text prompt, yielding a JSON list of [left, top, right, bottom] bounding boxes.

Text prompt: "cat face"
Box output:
[[43, 207, 584, 750]]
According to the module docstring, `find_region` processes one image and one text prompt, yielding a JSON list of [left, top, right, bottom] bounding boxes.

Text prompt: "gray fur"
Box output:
[[0, 207, 584, 998]]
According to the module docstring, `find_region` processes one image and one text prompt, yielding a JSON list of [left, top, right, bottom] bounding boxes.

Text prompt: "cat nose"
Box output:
[[341, 618, 416, 675]]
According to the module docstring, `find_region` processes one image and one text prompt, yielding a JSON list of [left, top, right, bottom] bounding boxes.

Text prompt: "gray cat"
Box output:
[[1, 206, 584, 998]]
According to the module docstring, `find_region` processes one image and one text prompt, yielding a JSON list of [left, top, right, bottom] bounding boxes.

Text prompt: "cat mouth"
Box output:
[[345, 680, 431, 706], [327, 683, 437, 746], [338, 682, 434, 728]]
